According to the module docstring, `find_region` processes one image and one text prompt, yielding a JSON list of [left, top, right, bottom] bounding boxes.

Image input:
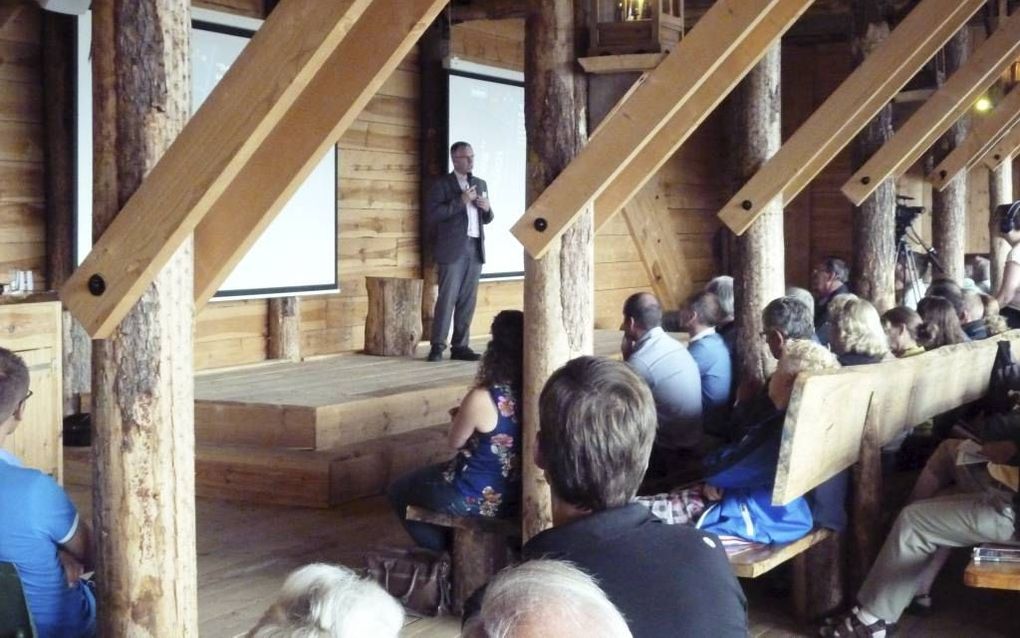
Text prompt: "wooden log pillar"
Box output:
[[364, 277, 423, 356], [41, 11, 91, 415], [729, 45, 785, 390], [990, 160, 1014, 290], [267, 297, 301, 361], [850, 1, 896, 313], [91, 1, 198, 635], [931, 29, 970, 283], [419, 16, 449, 338], [521, 0, 593, 541]]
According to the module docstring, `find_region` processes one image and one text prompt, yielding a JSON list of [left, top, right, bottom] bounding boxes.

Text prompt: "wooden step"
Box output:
[[64, 425, 451, 508]]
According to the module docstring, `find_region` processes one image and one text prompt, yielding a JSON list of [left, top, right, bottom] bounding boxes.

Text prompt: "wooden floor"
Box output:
[[65, 477, 1019, 638]]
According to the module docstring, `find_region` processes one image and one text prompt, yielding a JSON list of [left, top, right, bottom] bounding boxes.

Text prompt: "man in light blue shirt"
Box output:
[[681, 291, 733, 438], [0, 348, 95, 638], [621, 293, 703, 454]]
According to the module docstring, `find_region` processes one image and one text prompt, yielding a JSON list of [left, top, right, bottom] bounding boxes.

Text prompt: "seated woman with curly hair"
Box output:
[[388, 310, 523, 552]]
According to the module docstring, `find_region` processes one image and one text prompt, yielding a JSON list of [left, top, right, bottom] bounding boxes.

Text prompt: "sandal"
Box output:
[[819, 607, 889, 637]]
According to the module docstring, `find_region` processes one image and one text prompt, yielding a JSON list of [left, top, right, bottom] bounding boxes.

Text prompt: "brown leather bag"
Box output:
[[363, 547, 452, 617]]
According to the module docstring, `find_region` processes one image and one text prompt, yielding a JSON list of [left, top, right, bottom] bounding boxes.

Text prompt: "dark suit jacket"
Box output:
[[425, 172, 494, 264]]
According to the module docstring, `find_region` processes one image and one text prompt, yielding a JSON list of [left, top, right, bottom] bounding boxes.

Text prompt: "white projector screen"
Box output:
[[448, 63, 526, 278], [75, 8, 339, 299]]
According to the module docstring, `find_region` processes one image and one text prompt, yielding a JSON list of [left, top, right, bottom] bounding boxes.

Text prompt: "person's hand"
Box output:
[[981, 440, 1018, 464], [58, 549, 83, 586], [461, 186, 477, 205], [621, 335, 635, 359], [703, 484, 724, 501], [476, 193, 491, 212]]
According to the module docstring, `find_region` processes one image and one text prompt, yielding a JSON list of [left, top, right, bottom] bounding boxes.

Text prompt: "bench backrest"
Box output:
[[772, 331, 1020, 505]]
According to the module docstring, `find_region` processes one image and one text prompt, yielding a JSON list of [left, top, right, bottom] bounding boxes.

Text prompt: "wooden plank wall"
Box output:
[[0, 3, 45, 289]]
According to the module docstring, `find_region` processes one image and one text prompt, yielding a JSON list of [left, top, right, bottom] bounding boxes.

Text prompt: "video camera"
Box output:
[[895, 195, 924, 245]]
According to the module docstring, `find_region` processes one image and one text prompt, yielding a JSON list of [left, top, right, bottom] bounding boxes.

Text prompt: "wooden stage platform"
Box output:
[[185, 330, 628, 508]]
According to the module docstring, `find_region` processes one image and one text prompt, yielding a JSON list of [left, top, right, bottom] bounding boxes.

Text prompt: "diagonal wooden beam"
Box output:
[[593, 0, 814, 232], [59, 0, 375, 338], [192, 0, 447, 310], [982, 120, 1020, 170], [718, 0, 984, 235], [509, 0, 792, 260], [929, 85, 1020, 190], [842, 9, 1020, 206], [620, 177, 691, 310]]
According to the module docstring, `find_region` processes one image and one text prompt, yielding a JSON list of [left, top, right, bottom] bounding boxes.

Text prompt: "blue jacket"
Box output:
[[698, 408, 813, 544]]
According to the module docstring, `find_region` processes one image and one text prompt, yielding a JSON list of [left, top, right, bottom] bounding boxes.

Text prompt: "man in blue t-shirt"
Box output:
[[680, 291, 734, 438], [0, 348, 95, 638]]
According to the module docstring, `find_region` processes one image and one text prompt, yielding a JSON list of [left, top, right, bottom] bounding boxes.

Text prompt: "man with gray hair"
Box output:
[[706, 275, 736, 350], [761, 296, 817, 361], [620, 292, 703, 454], [785, 285, 815, 318], [810, 257, 851, 341], [463, 560, 632, 638], [524, 356, 747, 638]]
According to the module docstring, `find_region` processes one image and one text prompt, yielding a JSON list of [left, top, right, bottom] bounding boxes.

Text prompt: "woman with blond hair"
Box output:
[[916, 296, 968, 350], [829, 296, 889, 366]]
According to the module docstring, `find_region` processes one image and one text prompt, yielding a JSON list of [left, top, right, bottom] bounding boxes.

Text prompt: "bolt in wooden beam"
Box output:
[[842, 9, 1020, 206], [593, 0, 814, 232], [510, 0, 792, 260], [929, 85, 1020, 190], [982, 120, 1020, 170], [192, 0, 448, 309], [60, 0, 375, 338], [718, 0, 984, 235]]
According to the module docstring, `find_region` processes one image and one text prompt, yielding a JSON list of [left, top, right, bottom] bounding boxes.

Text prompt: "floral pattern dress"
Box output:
[[442, 384, 521, 518]]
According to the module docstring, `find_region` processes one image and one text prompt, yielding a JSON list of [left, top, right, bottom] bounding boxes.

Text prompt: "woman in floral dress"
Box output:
[[388, 310, 523, 552]]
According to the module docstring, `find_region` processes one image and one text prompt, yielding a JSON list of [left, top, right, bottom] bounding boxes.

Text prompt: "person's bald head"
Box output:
[[622, 292, 662, 332]]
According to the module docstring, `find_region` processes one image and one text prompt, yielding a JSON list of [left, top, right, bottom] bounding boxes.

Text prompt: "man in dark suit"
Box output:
[[425, 141, 493, 362]]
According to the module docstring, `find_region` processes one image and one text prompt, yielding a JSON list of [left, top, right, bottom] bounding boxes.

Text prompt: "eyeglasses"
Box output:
[[19, 390, 32, 406]]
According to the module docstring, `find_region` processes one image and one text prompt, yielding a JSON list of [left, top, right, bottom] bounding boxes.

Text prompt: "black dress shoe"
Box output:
[[427, 345, 445, 362], [450, 347, 481, 361]]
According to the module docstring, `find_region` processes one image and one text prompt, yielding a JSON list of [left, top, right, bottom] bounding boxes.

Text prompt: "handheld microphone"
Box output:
[[466, 172, 475, 189]]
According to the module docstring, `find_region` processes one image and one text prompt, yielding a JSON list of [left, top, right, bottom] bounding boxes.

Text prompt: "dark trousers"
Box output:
[[387, 462, 470, 552], [431, 239, 483, 350]]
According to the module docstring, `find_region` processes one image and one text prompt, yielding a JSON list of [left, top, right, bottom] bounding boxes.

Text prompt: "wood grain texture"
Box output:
[[719, 0, 984, 235]]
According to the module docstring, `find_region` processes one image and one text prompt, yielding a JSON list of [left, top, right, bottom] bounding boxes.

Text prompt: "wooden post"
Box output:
[[931, 29, 970, 282], [850, 1, 896, 313], [90, 1, 198, 635], [419, 16, 449, 339], [41, 11, 91, 415], [729, 45, 784, 390], [522, 0, 593, 541], [364, 277, 423, 357], [268, 297, 301, 361], [990, 160, 1014, 290]]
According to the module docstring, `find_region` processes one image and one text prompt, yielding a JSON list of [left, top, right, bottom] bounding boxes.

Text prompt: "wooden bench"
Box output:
[[404, 506, 520, 614], [734, 332, 1020, 615], [964, 559, 1020, 591]]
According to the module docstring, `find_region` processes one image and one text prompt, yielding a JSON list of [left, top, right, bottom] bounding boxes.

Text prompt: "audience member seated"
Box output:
[[706, 275, 736, 351], [810, 257, 851, 346], [926, 278, 966, 316], [786, 286, 815, 318], [960, 290, 989, 340], [981, 293, 1010, 336], [965, 254, 992, 294], [0, 348, 96, 638], [881, 307, 924, 358], [916, 296, 969, 350], [829, 296, 890, 366], [463, 560, 632, 638], [246, 563, 404, 638], [620, 293, 703, 476], [388, 310, 523, 552], [680, 291, 733, 438], [762, 296, 817, 362], [820, 415, 1020, 638], [638, 341, 840, 545], [524, 356, 747, 638]]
